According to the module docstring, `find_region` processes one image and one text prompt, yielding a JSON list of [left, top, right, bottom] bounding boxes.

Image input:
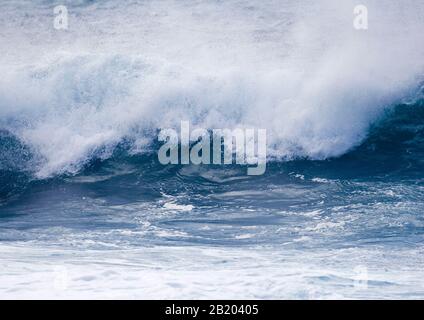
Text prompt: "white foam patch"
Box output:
[[163, 202, 194, 211], [1, 243, 423, 299]]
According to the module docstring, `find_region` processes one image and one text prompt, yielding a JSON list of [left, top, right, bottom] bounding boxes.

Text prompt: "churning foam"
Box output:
[[0, 0, 423, 177]]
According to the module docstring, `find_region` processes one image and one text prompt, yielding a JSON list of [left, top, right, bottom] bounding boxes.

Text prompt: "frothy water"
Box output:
[[1, 0, 424, 299]]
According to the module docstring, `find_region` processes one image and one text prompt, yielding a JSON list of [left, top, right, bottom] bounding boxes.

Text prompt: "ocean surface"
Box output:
[[1, 0, 424, 299]]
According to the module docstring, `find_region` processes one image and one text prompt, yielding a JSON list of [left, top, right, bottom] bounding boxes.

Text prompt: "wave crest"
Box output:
[[1, 1, 424, 178]]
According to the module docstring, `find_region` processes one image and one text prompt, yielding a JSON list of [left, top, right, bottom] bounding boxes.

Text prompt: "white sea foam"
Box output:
[[1, 243, 423, 299], [0, 0, 423, 177]]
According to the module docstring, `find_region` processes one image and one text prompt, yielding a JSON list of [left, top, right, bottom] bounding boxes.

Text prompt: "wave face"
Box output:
[[1, 0, 424, 299]]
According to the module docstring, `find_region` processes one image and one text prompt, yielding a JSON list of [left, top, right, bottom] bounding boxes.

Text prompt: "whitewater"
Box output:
[[1, 0, 424, 299]]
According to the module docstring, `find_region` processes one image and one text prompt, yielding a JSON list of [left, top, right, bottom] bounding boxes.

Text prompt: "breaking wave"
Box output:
[[1, 0, 424, 200]]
